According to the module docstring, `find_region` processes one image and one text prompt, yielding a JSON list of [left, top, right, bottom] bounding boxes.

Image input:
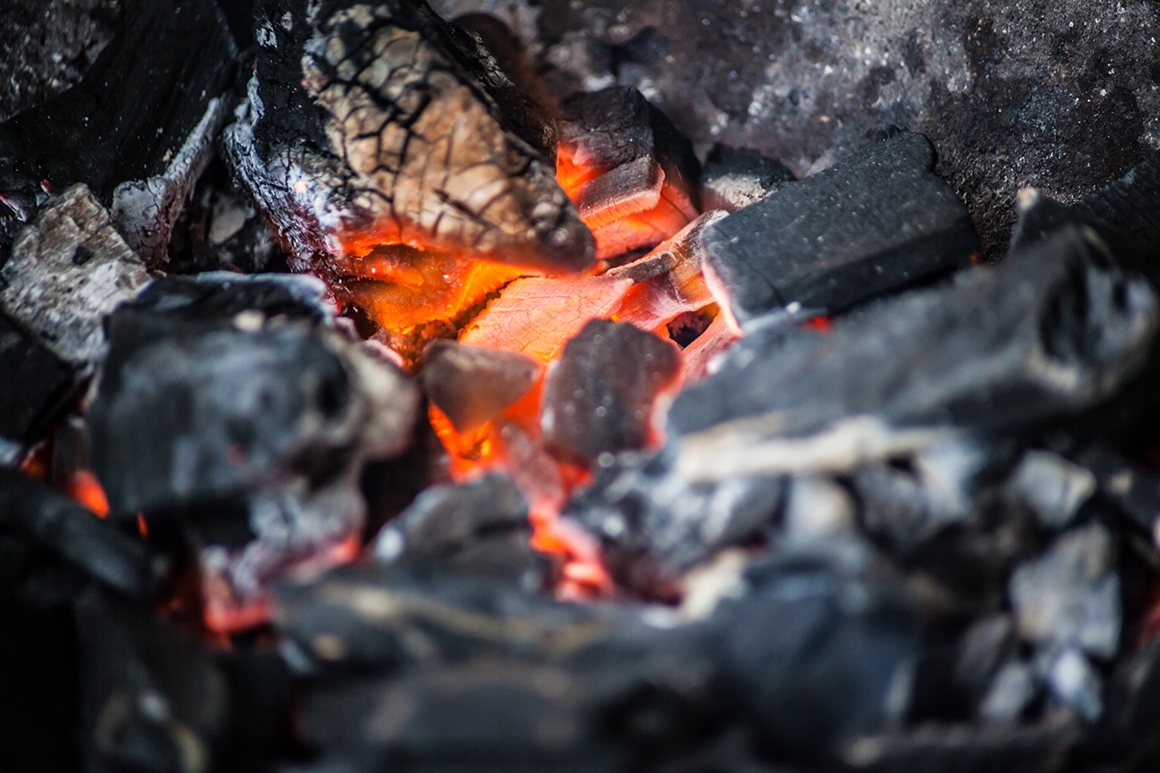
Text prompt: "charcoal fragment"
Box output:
[[1042, 646, 1103, 721], [1, 184, 150, 364], [672, 226, 1158, 480], [1074, 443, 1160, 541], [1009, 524, 1121, 660], [953, 614, 1017, 704], [541, 319, 680, 463], [701, 130, 978, 326], [420, 340, 541, 433], [782, 475, 856, 544], [0, 312, 76, 464], [1005, 450, 1096, 530], [0, 0, 238, 266], [701, 143, 796, 213], [978, 660, 1040, 724]]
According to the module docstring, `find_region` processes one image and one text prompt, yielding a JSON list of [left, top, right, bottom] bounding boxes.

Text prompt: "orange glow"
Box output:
[[805, 315, 833, 333], [64, 469, 110, 517], [137, 513, 149, 539]]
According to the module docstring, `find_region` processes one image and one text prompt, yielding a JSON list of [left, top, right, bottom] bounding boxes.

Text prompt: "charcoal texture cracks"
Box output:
[[224, 0, 593, 283]]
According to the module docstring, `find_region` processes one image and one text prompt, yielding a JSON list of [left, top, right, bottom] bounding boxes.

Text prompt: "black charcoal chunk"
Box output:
[[1101, 629, 1160, 766], [953, 615, 1017, 705], [0, 0, 238, 266], [541, 319, 680, 463], [566, 448, 783, 583], [701, 130, 978, 325], [1073, 444, 1160, 539], [671, 226, 1157, 480], [0, 469, 163, 596], [701, 143, 796, 213], [420, 340, 541, 433], [0, 312, 75, 464], [1008, 524, 1120, 660], [1005, 450, 1097, 530], [373, 472, 546, 589], [1, 184, 150, 363]]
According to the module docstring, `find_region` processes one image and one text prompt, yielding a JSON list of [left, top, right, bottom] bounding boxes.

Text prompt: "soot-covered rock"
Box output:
[[419, 339, 541, 433], [0, 312, 75, 465], [700, 143, 796, 213], [372, 472, 547, 589], [558, 85, 701, 259], [0, 469, 163, 597], [541, 319, 680, 463], [0, 184, 150, 364], [701, 129, 979, 325], [223, 0, 592, 280], [671, 226, 1158, 481], [0, 0, 238, 266]]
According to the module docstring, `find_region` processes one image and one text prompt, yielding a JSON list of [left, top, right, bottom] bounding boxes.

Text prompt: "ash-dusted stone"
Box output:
[[1, 184, 149, 363], [541, 319, 680, 463], [1006, 450, 1096, 529], [701, 143, 796, 213], [0, 313, 75, 464], [419, 339, 542, 433], [1009, 523, 1120, 660], [701, 130, 978, 324], [670, 227, 1158, 481]]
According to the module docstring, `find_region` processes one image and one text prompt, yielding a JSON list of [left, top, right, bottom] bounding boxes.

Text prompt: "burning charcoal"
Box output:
[[373, 472, 547, 589], [541, 319, 680, 463], [671, 226, 1158, 481], [1008, 523, 1121, 660], [701, 143, 796, 213], [558, 86, 700, 259], [459, 274, 633, 362], [419, 340, 541, 433], [1, 184, 150, 364], [700, 129, 979, 326], [222, 0, 593, 336], [1042, 646, 1103, 721], [87, 273, 419, 629], [679, 311, 739, 383], [0, 0, 238, 266], [978, 660, 1040, 724], [0, 469, 163, 596], [715, 539, 919, 760], [567, 447, 783, 581], [76, 587, 228, 773], [1005, 450, 1097, 530], [0, 312, 75, 464]]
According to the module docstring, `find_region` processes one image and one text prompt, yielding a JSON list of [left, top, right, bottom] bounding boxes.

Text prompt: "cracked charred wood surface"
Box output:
[[224, 0, 594, 293]]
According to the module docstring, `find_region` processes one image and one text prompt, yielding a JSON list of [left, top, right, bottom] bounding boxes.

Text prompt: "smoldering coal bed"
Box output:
[[1, 1, 1159, 772]]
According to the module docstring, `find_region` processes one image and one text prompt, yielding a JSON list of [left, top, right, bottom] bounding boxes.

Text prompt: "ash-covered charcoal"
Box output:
[[419, 339, 541, 433], [1008, 523, 1121, 662], [1, 184, 150, 364], [557, 85, 700, 259], [373, 472, 548, 589], [671, 226, 1158, 481], [782, 474, 857, 544], [541, 319, 680, 463], [222, 0, 593, 328], [700, 129, 979, 327], [87, 273, 419, 628], [0, 469, 163, 596], [75, 587, 229, 773], [0, 0, 238, 266], [1004, 450, 1097, 531], [700, 143, 797, 213], [1011, 149, 1160, 279], [0, 312, 76, 465], [565, 447, 783, 584]]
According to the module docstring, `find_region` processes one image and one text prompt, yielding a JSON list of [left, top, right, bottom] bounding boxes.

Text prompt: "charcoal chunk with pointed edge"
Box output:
[[0, 468, 164, 596], [1, 184, 150, 364], [701, 143, 796, 213], [0, 0, 238, 266], [372, 471, 548, 589], [0, 311, 76, 465], [420, 339, 542, 433], [541, 319, 680, 463], [701, 129, 978, 326], [223, 0, 592, 281], [671, 227, 1158, 482]]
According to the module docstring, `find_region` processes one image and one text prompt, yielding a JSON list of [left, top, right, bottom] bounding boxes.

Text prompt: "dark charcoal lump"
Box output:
[[701, 129, 978, 325], [419, 339, 542, 433], [670, 226, 1158, 480], [0, 0, 238, 266], [0, 312, 76, 465], [541, 319, 680, 463]]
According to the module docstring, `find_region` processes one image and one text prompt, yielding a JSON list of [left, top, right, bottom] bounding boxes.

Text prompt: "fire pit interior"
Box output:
[[1, 1, 1159, 771]]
